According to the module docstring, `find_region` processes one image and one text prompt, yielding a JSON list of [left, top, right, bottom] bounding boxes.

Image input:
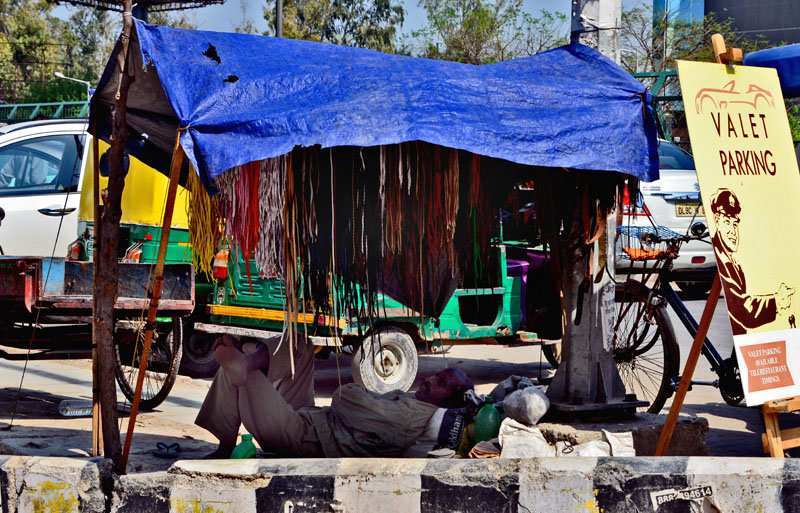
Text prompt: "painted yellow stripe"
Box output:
[[209, 304, 346, 329]]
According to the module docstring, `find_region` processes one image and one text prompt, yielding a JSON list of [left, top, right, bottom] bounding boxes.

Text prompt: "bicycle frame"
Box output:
[[657, 280, 731, 387]]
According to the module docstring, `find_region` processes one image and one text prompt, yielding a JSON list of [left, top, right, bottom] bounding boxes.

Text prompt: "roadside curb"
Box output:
[[3, 455, 799, 512]]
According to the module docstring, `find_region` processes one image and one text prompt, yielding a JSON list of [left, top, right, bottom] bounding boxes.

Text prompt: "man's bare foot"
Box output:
[[202, 443, 234, 459], [214, 338, 250, 386]]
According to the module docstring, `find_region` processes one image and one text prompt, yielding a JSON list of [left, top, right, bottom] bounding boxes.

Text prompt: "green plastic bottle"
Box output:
[[230, 433, 257, 459], [474, 397, 501, 442]]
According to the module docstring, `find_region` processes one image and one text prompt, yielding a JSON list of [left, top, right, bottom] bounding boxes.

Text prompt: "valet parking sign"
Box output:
[[678, 60, 800, 406]]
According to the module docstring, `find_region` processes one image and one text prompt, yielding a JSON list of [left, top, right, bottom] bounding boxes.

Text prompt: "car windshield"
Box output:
[[657, 141, 695, 170]]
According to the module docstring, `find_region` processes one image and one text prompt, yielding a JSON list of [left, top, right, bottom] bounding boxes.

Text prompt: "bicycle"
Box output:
[[613, 223, 744, 414]]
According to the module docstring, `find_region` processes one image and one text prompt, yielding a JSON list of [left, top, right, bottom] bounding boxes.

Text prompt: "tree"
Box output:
[[234, 0, 258, 34], [264, 0, 404, 52], [411, 0, 567, 64], [147, 10, 198, 29], [619, 1, 770, 74], [0, 0, 68, 102]]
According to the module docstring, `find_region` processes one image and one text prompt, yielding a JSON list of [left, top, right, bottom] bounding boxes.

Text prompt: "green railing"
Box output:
[[0, 101, 89, 123], [632, 70, 680, 142]]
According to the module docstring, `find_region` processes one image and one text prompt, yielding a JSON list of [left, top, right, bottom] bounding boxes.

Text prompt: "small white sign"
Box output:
[[650, 485, 714, 510]]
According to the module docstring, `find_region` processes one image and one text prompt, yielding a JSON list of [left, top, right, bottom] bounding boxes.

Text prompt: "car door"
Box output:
[[0, 132, 85, 256]]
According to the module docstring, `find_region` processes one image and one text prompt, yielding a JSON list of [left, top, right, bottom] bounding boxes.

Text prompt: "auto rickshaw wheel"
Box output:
[[351, 326, 418, 394], [179, 326, 220, 378], [114, 318, 183, 410]]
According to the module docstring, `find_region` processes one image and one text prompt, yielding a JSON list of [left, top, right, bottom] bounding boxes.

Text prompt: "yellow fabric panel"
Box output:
[[79, 138, 190, 228]]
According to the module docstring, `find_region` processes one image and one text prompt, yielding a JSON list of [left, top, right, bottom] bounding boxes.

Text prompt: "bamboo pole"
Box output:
[[119, 133, 184, 473], [91, 125, 102, 457], [655, 274, 722, 456]]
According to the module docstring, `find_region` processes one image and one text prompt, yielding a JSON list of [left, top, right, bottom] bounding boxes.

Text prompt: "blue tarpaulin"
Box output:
[[91, 19, 659, 191], [743, 44, 800, 99]]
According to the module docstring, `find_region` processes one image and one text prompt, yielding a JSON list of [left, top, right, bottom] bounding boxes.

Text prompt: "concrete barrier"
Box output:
[[4, 455, 800, 512], [0, 455, 110, 513]]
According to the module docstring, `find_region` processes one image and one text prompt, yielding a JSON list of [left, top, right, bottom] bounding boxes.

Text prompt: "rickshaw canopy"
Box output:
[[90, 19, 659, 192]]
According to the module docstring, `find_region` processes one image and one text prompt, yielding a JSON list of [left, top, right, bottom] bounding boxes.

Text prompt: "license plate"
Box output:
[[675, 202, 704, 217]]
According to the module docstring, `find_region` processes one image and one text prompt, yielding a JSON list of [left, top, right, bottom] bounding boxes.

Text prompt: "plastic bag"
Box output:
[[502, 385, 549, 426]]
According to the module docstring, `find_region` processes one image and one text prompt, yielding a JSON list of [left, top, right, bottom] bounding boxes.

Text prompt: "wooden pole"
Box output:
[[96, 0, 135, 471], [655, 274, 722, 456], [119, 133, 184, 473], [91, 126, 102, 457]]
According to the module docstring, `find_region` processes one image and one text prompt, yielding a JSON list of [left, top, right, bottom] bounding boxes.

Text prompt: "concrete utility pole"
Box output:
[[275, 0, 283, 37], [571, 0, 621, 62], [546, 0, 646, 416]]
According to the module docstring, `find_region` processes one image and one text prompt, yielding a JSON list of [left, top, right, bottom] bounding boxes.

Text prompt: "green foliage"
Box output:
[[0, 0, 117, 103], [788, 103, 800, 143], [264, 0, 404, 52], [411, 0, 567, 64]]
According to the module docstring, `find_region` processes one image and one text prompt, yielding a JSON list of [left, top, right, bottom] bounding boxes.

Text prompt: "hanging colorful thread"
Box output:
[[186, 165, 223, 280], [255, 156, 286, 279]]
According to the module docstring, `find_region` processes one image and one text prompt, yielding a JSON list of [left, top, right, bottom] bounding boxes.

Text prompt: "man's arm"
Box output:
[[720, 271, 778, 330]]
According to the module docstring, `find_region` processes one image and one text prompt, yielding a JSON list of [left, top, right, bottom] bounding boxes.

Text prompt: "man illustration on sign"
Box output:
[[710, 188, 795, 335]]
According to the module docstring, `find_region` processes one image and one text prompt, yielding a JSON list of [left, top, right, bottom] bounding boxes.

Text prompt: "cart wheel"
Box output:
[[179, 326, 220, 378], [114, 318, 183, 411], [351, 326, 418, 394]]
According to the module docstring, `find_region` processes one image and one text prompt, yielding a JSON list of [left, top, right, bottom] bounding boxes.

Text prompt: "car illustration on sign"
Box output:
[[695, 80, 775, 113]]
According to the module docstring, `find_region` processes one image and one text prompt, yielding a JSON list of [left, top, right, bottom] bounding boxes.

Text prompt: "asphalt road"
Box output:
[[0, 292, 793, 469]]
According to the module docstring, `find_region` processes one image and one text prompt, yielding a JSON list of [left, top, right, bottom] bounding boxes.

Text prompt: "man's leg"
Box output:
[[195, 367, 321, 457], [237, 370, 323, 457], [195, 368, 243, 457], [265, 332, 316, 409]]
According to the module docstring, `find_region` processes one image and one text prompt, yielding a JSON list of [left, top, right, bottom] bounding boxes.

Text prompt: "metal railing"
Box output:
[[0, 101, 89, 124]]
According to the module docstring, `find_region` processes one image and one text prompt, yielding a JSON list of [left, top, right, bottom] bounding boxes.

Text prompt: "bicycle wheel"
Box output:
[[613, 280, 680, 414], [114, 318, 183, 410], [720, 354, 744, 406]]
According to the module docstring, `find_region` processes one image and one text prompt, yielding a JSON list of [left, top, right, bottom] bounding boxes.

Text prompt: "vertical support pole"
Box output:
[[119, 133, 184, 473], [91, 127, 102, 458], [655, 274, 721, 456], [97, 0, 134, 472]]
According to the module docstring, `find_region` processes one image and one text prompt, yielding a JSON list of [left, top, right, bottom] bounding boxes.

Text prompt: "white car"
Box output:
[[0, 120, 89, 256], [618, 139, 716, 296]]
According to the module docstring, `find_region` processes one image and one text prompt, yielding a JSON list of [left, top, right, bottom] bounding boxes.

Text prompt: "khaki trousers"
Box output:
[[195, 334, 324, 457]]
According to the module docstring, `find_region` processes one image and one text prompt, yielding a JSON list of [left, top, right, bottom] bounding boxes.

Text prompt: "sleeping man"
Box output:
[[196, 332, 473, 458]]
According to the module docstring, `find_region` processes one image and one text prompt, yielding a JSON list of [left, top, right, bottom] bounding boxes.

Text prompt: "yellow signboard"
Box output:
[[678, 60, 800, 406]]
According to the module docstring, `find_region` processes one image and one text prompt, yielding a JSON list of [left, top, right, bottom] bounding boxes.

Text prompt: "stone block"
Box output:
[[537, 412, 710, 456]]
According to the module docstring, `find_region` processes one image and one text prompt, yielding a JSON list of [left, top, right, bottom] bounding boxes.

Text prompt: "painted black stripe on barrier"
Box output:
[[781, 459, 800, 511], [1, 466, 9, 513], [118, 483, 171, 513], [255, 475, 334, 513], [420, 474, 519, 513], [594, 457, 690, 513]]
